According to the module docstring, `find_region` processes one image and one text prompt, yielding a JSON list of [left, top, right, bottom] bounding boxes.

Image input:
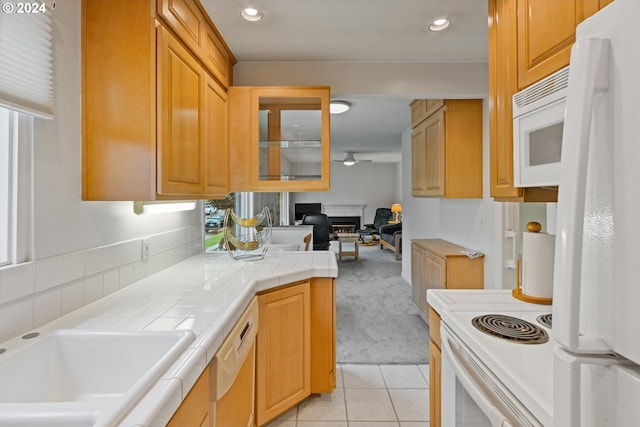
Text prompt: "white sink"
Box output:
[[0, 329, 195, 426]]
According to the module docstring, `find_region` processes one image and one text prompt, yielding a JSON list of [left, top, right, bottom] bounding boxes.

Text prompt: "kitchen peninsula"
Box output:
[[0, 251, 337, 426]]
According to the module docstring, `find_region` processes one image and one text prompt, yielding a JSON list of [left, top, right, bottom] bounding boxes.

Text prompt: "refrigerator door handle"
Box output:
[[553, 37, 611, 353], [554, 347, 618, 427]]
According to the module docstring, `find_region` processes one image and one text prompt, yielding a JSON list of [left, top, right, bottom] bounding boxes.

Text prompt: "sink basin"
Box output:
[[0, 329, 195, 426]]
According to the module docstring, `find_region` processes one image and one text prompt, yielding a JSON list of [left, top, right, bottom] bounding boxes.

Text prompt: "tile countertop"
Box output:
[[4, 250, 338, 427]]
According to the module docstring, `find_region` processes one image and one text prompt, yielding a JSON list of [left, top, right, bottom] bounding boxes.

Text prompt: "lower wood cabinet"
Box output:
[[166, 277, 336, 427], [254, 277, 336, 426], [411, 239, 484, 324], [256, 281, 311, 426], [167, 366, 209, 427]]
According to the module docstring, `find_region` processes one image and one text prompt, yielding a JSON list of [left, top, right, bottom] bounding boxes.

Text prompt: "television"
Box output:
[[294, 203, 322, 221]]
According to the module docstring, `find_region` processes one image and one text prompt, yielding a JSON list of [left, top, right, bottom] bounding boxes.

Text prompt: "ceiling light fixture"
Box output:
[[329, 100, 350, 114], [429, 18, 450, 32], [241, 7, 263, 22], [343, 153, 356, 166]]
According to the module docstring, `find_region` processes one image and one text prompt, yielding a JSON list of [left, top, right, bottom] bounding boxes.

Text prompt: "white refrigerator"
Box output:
[[553, 0, 640, 425]]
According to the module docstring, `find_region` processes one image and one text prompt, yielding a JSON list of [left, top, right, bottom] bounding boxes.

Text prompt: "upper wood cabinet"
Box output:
[[82, 0, 235, 201], [410, 99, 483, 199], [157, 0, 233, 87], [488, 0, 609, 201], [229, 86, 331, 192], [517, 0, 613, 90]]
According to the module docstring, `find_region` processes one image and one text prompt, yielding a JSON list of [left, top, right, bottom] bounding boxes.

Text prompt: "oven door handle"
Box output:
[[441, 328, 513, 427]]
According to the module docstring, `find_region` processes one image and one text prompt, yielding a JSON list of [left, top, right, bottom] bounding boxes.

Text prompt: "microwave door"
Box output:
[[513, 98, 564, 187]]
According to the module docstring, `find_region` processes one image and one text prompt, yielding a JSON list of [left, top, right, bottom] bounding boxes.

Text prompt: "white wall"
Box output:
[[400, 100, 501, 289], [33, 2, 202, 259], [291, 162, 399, 224], [0, 1, 203, 343], [234, 61, 488, 99]]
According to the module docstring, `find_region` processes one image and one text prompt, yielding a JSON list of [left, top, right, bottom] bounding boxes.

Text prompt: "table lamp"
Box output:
[[391, 203, 402, 222]]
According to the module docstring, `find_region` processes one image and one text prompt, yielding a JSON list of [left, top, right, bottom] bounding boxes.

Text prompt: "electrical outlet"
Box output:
[[142, 239, 150, 261]]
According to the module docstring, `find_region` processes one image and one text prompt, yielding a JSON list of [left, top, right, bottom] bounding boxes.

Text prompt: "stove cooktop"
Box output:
[[427, 289, 554, 426], [472, 314, 549, 344]]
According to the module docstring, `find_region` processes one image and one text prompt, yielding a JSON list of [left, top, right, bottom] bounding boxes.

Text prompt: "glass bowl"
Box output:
[[223, 207, 272, 260]]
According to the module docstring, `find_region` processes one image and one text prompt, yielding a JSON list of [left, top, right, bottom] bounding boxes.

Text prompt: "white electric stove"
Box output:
[[428, 289, 553, 427]]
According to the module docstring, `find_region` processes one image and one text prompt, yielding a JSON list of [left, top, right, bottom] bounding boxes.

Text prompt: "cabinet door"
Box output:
[[517, 0, 611, 89], [167, 366, 209, 427], [228, 86, 331, 192], [411, 243, 428, 322], [425, 252, 446, 292], [157, 26, 204, 195], [424, 110, 446, 196], [256, 282, 311, 426], [158, 0, 205, 55], [411, 109, 446, 197], [517, 0, 579, 89], [203, 73, 229, 196], [411, 122, 428, 196], [429, 340, 442, 427], [489, 0, 521, 199]]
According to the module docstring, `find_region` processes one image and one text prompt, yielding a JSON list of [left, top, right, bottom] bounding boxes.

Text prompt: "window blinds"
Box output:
[[0, 1, 54, 118]]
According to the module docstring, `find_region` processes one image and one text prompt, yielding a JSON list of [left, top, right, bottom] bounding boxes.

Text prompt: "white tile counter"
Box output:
[[0, 250, 338, 427]]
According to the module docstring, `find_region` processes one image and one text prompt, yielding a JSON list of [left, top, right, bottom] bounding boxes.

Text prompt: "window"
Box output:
[[0, 106, 34, 266], [204, 192, 289, 251], [0, 2, 54, 118]]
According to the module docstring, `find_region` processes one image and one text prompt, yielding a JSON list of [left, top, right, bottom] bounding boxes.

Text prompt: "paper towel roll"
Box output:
[[521, 231, 555, 299]]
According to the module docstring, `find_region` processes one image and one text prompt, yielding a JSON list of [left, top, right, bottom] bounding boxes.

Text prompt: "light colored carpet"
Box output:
[[332, 241, 430, 364]]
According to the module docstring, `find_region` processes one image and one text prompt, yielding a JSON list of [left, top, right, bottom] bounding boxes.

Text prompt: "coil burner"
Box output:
[[472, 314, 549, 344], [537, 313, 552, 329]]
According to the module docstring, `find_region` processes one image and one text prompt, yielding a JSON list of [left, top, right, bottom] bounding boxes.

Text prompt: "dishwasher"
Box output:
[[211, 297, 258, 427]]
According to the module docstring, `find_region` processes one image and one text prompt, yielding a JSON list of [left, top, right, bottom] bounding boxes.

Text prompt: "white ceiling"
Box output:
[[201, 0, 489, 163]]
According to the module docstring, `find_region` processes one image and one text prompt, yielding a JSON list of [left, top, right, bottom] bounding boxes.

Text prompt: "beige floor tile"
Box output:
[[264, 420, 296, 427], [348, 422, 400, 426], [267, 406, 297, 424], [380, 365, 428, 389], [400, 422, 430, 427], [389, 389, 430, 421], [342, 364, 386, 388], [297, 389, 347, 421], [297, 422, 348, 427], [417, 365, 430, 385], [345, 388, 397, 421]]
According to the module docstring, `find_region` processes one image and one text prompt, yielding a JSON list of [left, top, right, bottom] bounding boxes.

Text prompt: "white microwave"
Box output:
[[512, 66, 569, 187]]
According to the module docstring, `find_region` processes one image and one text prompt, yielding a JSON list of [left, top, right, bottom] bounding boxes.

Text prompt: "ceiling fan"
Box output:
[[333, 152, 373, 166]]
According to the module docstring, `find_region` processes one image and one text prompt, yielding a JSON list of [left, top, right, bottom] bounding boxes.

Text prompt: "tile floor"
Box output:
[[266, 364, 430, 427]]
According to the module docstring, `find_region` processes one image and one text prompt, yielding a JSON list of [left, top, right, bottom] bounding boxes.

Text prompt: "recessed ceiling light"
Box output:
[[241, 7, 263, 22], [330, 100, 350, 114], [429, 18, 450, 32]]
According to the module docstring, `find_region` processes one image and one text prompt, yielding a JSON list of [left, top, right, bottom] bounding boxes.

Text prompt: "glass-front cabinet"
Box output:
[[229, 86, 331, 192]]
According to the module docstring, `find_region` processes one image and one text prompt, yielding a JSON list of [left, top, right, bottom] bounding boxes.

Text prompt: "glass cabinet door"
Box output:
[[229, 86, 331, 192]]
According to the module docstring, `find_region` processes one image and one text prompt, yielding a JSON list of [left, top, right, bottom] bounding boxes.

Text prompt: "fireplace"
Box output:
[[328, 216, 361, 235]]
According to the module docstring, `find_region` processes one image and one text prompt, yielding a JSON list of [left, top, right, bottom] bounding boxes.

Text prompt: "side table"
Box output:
[[337, 233, 360, 262]]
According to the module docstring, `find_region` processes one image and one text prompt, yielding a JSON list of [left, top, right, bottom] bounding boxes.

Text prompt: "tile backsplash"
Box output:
[[0, 225, 203, 343]]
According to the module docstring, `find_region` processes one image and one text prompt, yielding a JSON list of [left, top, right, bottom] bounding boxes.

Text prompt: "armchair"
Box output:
[[379, 222, 402, 260], [357, 208, 392, 242], [301, 213, 331, 251]]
